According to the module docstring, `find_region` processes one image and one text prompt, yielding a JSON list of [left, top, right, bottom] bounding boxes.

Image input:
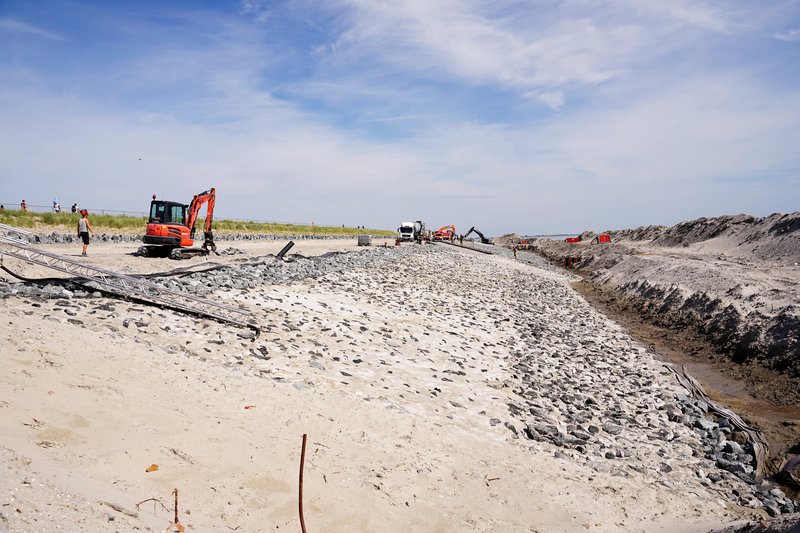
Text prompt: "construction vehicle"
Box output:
[[413, 221, 427, 243], [463, 226, 493, 245], [418, 227, 432, 243], [432, 225, 455, 241], [398, 220, 428, 243], [138, 188, 218, 260], [398, 221, 415, 242]]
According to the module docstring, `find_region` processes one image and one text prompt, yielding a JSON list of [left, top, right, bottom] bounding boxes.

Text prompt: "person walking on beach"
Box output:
[[77, 209, 95, 257], [20, 200, 27, 211], [513, 245, 518, 259]]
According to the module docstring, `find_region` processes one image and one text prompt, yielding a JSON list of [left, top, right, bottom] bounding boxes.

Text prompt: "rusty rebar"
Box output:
[[299, 433, 308, 533], [173, 488, 179, 524]]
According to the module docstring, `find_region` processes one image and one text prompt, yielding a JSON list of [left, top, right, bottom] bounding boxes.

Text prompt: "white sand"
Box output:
[[0, 238, 758, 532]]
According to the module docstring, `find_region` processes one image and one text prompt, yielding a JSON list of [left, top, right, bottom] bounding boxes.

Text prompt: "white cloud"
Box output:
[[525, 90, 565, 110], [2, 64, 799, 233], [610, 0, 737, 33], [1, 2, 798, 234], [322, 1, 635, 92], [774, 28, 800, 41], [240, 0, 273, 23], [306, 0, 753, 107], [0, 18, 65, 40]]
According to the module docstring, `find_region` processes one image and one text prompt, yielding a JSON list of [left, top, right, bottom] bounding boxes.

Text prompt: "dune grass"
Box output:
[[0, 209, 395, 236]]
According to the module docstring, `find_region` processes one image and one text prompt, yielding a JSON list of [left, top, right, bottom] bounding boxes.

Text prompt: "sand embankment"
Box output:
[[0, 236, 796, 531], [523, 213, 800, 400]]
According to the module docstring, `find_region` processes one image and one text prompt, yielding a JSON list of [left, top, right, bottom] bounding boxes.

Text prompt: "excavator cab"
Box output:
[[148, 201, 187, 226]]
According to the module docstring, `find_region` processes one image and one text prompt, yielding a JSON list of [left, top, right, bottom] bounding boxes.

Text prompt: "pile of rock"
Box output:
[[0, 244, 419, 300], [490, 258, 798, 516], [30, 231, 364, 245]]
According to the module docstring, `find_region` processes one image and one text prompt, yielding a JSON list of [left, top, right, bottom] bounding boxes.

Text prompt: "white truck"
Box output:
[[397, 221, 415, 242]]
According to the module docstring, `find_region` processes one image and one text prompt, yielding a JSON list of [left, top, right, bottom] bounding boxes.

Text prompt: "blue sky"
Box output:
[[1, 0, 799, 235]]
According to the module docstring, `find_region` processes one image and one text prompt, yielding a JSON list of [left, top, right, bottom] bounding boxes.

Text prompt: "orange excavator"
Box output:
[[138, 188, 218, 259], [432, 225, 456, 241]]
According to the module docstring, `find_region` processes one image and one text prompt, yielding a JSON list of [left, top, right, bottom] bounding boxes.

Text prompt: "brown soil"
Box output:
[[572, 278, 800, 483]]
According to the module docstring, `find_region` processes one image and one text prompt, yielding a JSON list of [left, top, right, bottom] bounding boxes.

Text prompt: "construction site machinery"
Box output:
[[432, 225, 455, 242], [413, 221, 428, 243], [398, 220, 427, 243], [139, 188, 218, 260], [397, 221, 415, 242], [463, 226, 493, 245]]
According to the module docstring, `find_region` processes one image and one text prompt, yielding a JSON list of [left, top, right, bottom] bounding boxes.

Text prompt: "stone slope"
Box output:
[[525, 212, 800, 383]]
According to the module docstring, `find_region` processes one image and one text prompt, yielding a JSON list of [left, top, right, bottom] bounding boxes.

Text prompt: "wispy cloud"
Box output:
[[0, 1, 798, 234], [240, 0, 273, 23], [304, 0, 750, 109], [618, 1, 738, 33], [0, 17, 65, 40], [774, 28, 800, 41], [316, 1, 634, 102]]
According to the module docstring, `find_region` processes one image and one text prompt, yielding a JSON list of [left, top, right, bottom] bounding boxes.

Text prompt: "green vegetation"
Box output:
[[0, 208, 395, 237], [0, 209, 146, 230], [213, 219, 394, 236]]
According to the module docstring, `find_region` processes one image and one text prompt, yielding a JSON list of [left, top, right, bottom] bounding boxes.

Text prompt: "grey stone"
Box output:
[[693, 417, 715, 431], [764, 504, 781, 517], [723, 441, 744, 454]]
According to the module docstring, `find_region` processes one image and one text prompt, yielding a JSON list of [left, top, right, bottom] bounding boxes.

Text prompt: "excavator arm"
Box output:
[[186, 188, 217, 252], [463, 226, 491, 244], [435, 225, 455, 235]]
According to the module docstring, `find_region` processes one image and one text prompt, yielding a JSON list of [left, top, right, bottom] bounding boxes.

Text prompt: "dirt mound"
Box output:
[[523, 211, 800, 386], [612, 224, 668, 241], [494, 232, 523, 245], [610, 212, 800, 263]]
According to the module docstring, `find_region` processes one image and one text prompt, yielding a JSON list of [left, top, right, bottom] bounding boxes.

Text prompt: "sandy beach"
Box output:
[[0, 236, 792, 532]]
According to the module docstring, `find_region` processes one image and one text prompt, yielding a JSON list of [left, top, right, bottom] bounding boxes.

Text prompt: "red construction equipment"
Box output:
[[138, 188, 218, 259], [432, 225, 456, 241], [565, 236, 581, 243]]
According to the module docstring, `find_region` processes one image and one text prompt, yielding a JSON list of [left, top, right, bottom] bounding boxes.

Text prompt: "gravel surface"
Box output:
[[0, 237, 796, 529]]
